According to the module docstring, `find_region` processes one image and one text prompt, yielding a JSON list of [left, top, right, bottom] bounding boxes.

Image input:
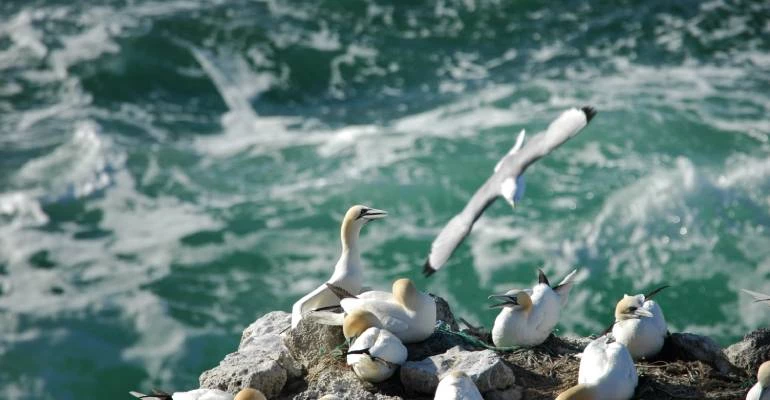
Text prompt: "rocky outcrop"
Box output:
[[400, 347, 515, 395], [199, 312, 302, 398], [660, 333, 739, 375], [725, 328, 770, 375], [190, 299, 762, 400]]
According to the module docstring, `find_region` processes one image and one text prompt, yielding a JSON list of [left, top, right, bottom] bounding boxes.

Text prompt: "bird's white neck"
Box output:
[[341, 218, 362, 254]]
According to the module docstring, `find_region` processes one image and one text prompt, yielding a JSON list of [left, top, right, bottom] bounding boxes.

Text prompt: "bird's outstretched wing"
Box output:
[[423, 106, 597, 276], [742, 289, 770, 306]]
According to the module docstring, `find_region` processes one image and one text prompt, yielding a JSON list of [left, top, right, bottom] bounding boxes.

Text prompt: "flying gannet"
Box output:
[[344, 309, 408, 383], [742, 289, 770, 307], [129, 388, 266, 400], [556, 335, 638, 400], [291, 205, 387, 328], [423, 106, 597, 276], [489, 269, 578, 347], [611, 285, 669, 360], [747, 360, 770, 400], [434, 371, 483, 400], [322, 278, 437, 343]]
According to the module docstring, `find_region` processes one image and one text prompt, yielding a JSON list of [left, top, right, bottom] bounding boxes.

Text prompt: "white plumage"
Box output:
[[346, 327, 408, 383], [291, 205, 386, 328], [557, 335, 637, 400], [340, 278, 436, 344], [434, 371, 483, 400], [612, 287, 668, 360], [747, 361, 770, 400], [490, 269, 577, 347]]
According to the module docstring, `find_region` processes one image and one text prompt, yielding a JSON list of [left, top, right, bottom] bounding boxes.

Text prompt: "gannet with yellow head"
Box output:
[[611, 285, 668, 360], [556, 335, 637, 400], [130, 388, 266, 400], [343, 309, 408, 383], [291, 205, 387, 328], [489, 269, 578, 347], [339, 278, 436, 344], [747, 361, 770, 400], [433, 371, 483, 400]]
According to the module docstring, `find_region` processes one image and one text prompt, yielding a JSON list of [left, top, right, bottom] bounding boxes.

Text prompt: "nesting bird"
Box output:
[[556, 335, 638, 400], [130, 388, 266, 400], [489, 269, 578, 347], [747, 361, 770, 400], [344, 309, 408, 383], [423, 106, 597, 276], [611, 285, 669, 360], [335, 278, 437, 344], [434, 371, 483, 400], [291, 205, 387, 328]]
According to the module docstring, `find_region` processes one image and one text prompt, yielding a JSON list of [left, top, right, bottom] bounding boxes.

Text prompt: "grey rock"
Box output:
[[432, 294, 459, 331], [400, 346, 515, 394], [725, 328, 770, 375], [200, 313, 303, 398], [405, 329, 469, 362], [283, 318, 346, 368], [241, 311, 292, 346], [660, 333, 739, 375], [199, 341, 287, 398]]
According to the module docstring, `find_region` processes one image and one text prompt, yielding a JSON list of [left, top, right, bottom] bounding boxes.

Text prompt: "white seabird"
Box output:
[[556, 335, 638, 400], [325, 278, 437, 344], [611, 285, 669, 360], [489, 269, 578, 347], [423, 106, 597, 276], [130, 388, 266, 400], [742, 289, 770, 307], [291, 205, 387, 328], [344, 309, 408, 383], [747, 360, 770, 400], [434, 371, 483, 400]]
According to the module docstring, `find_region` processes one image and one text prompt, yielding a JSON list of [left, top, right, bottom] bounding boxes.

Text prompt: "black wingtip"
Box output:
[[644, 284, 670, 300], [581, 106, 597, 123], [423, 260, 437, 277], [538, 269, 550, 287]]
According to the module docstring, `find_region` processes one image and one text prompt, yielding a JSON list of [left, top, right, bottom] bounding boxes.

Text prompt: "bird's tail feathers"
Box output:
[[553, 268, 579, 306]]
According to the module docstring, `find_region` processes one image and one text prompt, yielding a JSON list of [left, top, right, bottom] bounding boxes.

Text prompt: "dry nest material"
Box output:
[[492, 334, 751, 400]]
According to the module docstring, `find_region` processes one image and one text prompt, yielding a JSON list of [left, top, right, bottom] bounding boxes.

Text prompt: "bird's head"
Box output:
[[234, 388, 266, 400], [343, 309, 381, 339], [614, 294, 653, 321], [341, 205, 387, 248], [488, 290, 532, 311]]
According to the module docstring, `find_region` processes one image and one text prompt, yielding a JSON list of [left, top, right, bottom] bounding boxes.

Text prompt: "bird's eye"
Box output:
[[628, 306, 638, 312]]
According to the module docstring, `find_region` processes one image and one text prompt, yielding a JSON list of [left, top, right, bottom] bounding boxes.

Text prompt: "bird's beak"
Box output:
[[506, 198, 516, 209], [362, 208, 388, 220], [634, 308, 654, 318], [488, 294, 518, 308]]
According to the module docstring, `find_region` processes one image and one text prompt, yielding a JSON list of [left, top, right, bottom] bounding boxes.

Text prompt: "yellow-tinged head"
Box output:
[[555, 384, 598, 400], [234, 388, 266, 400], [614, 295, 653, 321], [342, 309, 381, 339], [488, 290, 532, 311], [392, 278, 420, 308], [340, 205, 387, 250], [758, 360, 770, 388]]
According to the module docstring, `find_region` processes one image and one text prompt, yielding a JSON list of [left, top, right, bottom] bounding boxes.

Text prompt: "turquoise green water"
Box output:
[[1, 0, 769, 398]]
